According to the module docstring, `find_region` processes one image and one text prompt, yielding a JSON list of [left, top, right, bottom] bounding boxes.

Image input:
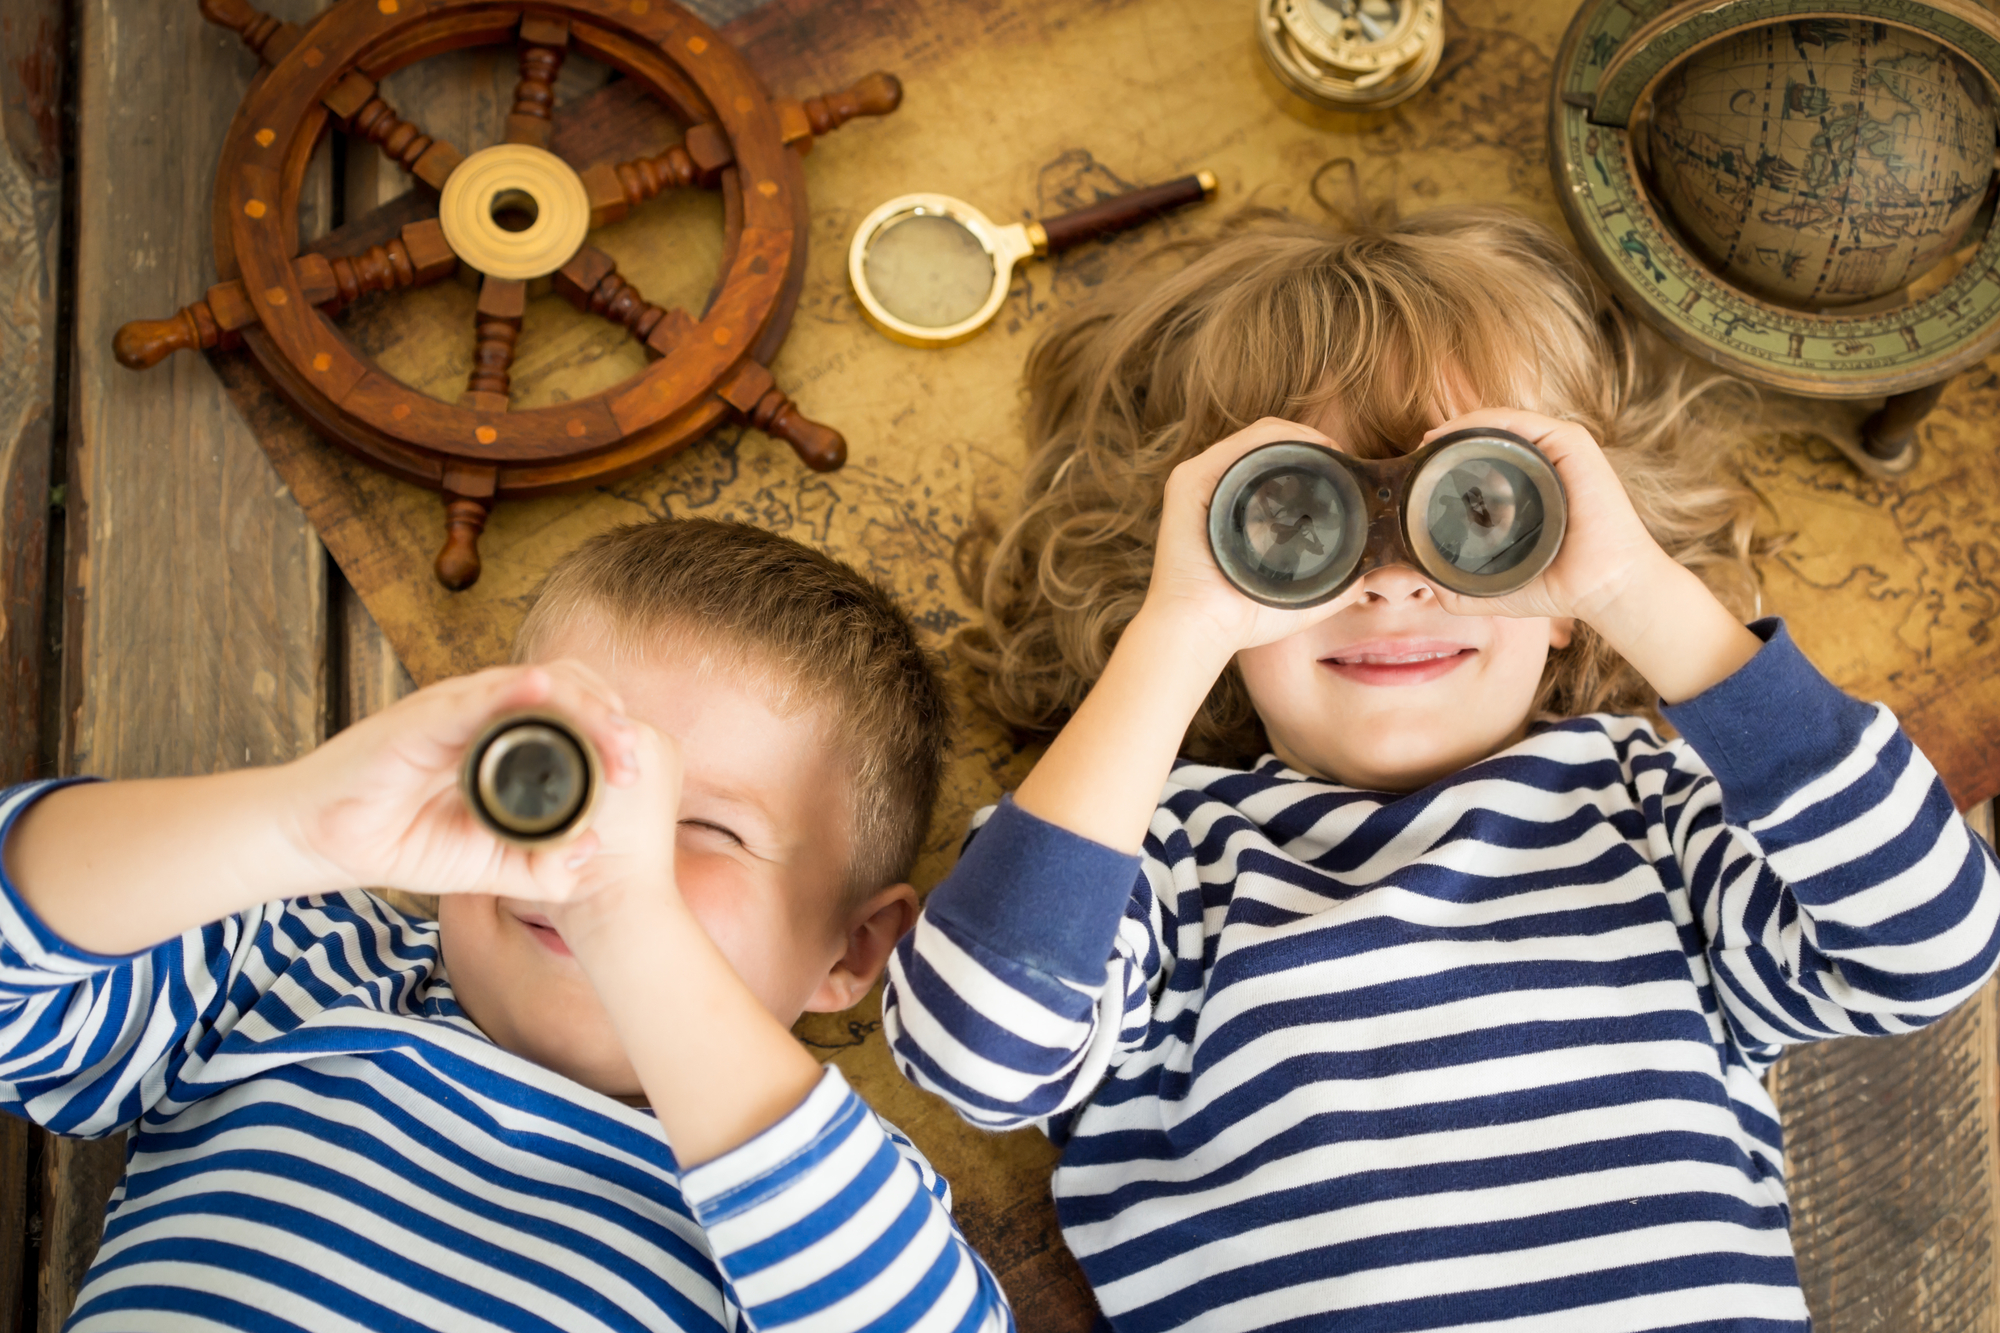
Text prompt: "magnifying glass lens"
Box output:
[[1422, 457, 1545, 577], [861, 214, 997, 329]]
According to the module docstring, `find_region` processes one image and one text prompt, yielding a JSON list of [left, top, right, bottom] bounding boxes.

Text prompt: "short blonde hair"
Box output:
[[517, 518, 953, 898], [959, 207, 1765, 765]]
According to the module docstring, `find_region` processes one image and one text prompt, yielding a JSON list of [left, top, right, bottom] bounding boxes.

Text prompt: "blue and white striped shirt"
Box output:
[[0, 780, 1012, 1333], [884, 621, 2000, 1332]]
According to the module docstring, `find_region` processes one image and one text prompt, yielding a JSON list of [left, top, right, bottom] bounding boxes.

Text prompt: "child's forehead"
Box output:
[[530, 612, 847, 813]]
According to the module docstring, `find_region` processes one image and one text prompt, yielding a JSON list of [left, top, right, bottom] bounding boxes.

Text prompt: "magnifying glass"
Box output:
[[849, 171, 1219, 347], [1209, 428, 1568, 607]]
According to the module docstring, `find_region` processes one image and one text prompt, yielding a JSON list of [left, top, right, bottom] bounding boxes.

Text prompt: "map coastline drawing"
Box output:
[[1646, 20, 1993, 308]]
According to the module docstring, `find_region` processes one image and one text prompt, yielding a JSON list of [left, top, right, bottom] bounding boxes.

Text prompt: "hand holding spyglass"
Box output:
[[282, 661, 640, 906], [849, 171, 1218, 347]]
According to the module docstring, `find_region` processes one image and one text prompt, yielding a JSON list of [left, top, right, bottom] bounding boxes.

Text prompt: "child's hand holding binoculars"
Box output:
[[1409, 407, 1670, 628], [1143, 416, 1372, 654]]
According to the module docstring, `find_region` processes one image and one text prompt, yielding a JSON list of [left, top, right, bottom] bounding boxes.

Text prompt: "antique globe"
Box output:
[[1645, 20, 1995, 308]]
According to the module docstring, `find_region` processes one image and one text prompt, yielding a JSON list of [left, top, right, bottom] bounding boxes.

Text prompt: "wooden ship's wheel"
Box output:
[[115, 0, 900, 588]]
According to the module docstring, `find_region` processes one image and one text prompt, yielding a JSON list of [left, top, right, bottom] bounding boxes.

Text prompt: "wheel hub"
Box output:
[[438, 144, 591, 280]]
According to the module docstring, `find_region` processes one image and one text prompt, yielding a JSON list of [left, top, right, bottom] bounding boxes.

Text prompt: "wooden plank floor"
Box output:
[[0, 2, 66, 1327], [4, 1, 2000, 1330], [42, 1, 337, 1327]]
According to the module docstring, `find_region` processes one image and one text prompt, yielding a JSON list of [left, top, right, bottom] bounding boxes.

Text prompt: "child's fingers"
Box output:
[[388, 661, 639, 787], [1172, 417, 1343, 500], [525, 661, 643, 787], [1418, 407, 1607, 473], [427, 831, 601, 906]]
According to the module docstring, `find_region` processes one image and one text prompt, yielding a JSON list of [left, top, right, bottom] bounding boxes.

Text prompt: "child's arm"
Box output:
[[0, 665, 638, 1135], [4, 664, 639, 956], [545, 727, 1014, 1333], [1432, 408, 2000, 1045], [888, 419, 1368, 1126], [1653, 624, 1998, 1046]]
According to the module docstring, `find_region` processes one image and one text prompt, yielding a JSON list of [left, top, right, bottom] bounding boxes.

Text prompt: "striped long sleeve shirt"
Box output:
[[884, 621, 2000, 1333], [0, 780, 1012, 1333]]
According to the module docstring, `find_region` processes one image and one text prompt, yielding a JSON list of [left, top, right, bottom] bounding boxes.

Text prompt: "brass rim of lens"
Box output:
[[462, 714, 602, 846], [848, 193, 1038, 348], [1403, 435, 1568, 597]]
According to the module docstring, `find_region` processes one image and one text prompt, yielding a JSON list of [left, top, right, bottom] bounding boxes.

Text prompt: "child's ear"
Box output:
[[1549, 616, 1576, 650], [803, 883, 920, 1014]]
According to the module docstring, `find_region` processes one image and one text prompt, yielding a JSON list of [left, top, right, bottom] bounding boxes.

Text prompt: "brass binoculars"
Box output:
[[460, 713, 602, 847], [1207, 428, 1567, 608]]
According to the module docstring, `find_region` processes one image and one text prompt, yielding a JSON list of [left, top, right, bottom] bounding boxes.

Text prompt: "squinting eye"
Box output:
[[678, 819, 742, 846]]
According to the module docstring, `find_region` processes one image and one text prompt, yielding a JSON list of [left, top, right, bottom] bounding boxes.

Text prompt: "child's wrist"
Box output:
[[1570, 549, 1685, 644], [1126, 599, 1240, 683], [263, 756, 365, 900], [1581, 555, 1761, 704]]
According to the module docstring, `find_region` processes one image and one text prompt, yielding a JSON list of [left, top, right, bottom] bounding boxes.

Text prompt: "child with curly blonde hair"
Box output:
[[883, 209, 2000, 1332]]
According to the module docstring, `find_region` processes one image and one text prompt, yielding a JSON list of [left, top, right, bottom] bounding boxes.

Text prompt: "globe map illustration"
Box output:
[[1645, 20, 1995, 308]]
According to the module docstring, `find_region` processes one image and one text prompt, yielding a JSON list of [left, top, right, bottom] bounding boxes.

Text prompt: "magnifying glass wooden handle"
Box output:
[[1036, 171, 1219, 254]]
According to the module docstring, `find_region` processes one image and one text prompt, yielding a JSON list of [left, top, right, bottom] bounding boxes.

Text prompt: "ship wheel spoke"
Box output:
[[506, 16, 572, 148], [578, 127, 732, 228], [553, 247, 845, 471], [553, 245, 694, 354], [312, 219, 460, 313], [433, 273, 523, 592], [324, 76, 466, 193], [111, 220, 458, 368], [463, 275, 527, 412], [200, 0, 301, 65]]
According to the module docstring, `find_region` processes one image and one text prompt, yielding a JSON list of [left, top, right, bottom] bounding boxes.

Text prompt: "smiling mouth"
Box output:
[[514, 914, 574, 958], [1328, 649, 1467, 665], [1319, 643, 1476, 685]]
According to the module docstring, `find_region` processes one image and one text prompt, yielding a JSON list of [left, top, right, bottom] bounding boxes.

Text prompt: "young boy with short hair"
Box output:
[[0, 518, 1011, 1332]]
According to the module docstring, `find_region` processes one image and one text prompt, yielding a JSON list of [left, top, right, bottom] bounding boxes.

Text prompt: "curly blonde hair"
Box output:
[[959, 207, 1767, 766]]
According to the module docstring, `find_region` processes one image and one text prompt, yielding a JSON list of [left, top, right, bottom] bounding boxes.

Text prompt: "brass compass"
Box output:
[[1258, 0, 1446, 111]]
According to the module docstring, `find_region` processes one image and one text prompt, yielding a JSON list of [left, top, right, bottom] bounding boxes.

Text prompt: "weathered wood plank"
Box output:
[[1773, 799, 2000, 1333], [335, 568, 413, 729], [50, 0, 336, 1323], [0, 0, 66, 1327]]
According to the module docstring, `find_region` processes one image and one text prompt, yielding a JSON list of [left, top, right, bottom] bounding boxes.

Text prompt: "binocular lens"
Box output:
[[1209, 443, 1368, 607], [1239, 468, 1346, 581], [1422, 456, 1545, 578], [468, 720, 596, 842]]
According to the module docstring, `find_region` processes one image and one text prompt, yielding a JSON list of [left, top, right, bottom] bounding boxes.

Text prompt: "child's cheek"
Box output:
[[675, 854, 793, 1012]]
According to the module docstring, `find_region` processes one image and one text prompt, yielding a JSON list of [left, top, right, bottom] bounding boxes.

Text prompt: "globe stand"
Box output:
[[1863, 382, 1950, 469], [1550, 0, 2000, 479]]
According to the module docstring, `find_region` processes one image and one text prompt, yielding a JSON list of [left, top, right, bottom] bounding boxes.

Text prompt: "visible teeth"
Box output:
[[1335, 650, 1459, 665]]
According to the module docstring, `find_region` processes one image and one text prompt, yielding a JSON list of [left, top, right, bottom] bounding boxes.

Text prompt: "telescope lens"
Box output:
[[1422, 456, 1544, 577], [475, 722, 590, 839], [1209, 443, 1367, 607]]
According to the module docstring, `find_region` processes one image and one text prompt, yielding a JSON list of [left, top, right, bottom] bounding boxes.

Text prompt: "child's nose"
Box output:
[[1355, 563, 1439, 604]]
